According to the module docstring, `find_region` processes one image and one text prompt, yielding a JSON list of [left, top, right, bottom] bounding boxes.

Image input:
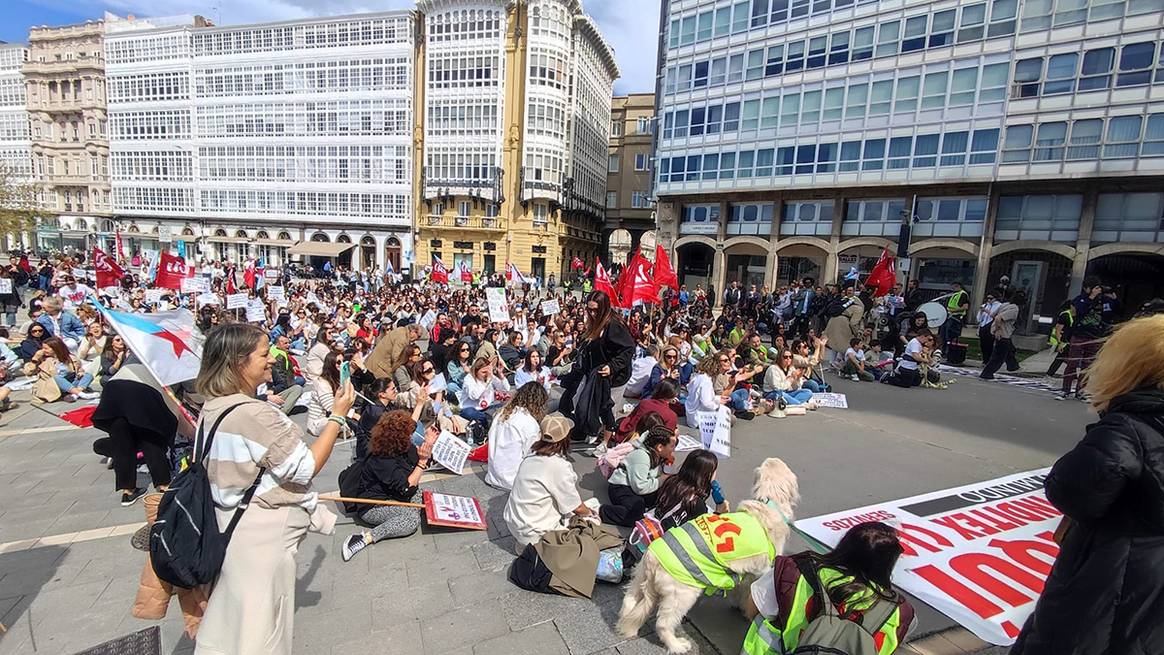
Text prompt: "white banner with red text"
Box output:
[[795, 468, 1059, 646]]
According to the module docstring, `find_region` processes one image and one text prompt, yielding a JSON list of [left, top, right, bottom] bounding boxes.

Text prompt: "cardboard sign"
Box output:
[[144, 289, 165, 304], [697, 406, 732, 458], [485, 287, 510, 324], [418, 309, 438, 332], [264, 268, 280, 279], [795, 469, 1058, 646], [0, 278, 12, 295], [813, 392, 848, 409], [674, 432, 703, 452], [431, 430, 470, 475], [72, 267, 88, 280], [540, 299, 560, 316], [197, 292, 220, 306], [245, 300, 266, 323], [266, 285, 285, 301], [423, 490, 487, 530], [226, 293, 249, 310], [181, 277, 210, 294], [427, 372, 447, 394]]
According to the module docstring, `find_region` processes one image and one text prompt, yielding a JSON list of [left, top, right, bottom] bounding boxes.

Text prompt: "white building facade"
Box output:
[[654, 0, 1164, 327], [105, 12, 416, 270], [0, 45, 30, 180]]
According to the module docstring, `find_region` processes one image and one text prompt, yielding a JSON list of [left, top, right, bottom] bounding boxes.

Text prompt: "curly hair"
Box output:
[[369, 409, 417, 458], [498, 381, 549, 423]]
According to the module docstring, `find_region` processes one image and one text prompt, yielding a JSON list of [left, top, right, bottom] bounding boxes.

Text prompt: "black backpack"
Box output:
[[337, 456, 369, 514], [149, 402, 265, 588], [824, 298, 850, 319]]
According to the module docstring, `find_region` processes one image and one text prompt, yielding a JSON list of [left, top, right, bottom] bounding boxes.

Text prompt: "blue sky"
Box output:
[[0, 0, 661, 94]]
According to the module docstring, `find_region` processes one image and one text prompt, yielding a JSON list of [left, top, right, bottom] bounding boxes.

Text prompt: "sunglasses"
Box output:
[[422, 367, 434, 374]]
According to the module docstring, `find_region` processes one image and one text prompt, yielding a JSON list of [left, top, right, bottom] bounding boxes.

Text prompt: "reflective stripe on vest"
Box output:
[[742, 566, 905, 655], [649, 512, 776, 592], [947, 291, 967, 316]]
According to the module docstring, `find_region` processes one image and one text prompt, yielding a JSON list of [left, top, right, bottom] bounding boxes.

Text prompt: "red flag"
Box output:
[[93, 247, 125, 288], [18, 254, 32, 274], [154, 251, 192, 289], [115, 232, 124, 259], [243, 260, 257, 289], [866, 248, 896, 297], [653, 244, 679, 290], [571, 256, 583, 271], [459, 260, 473, 283], [594, 259, 617, 300], [626, 250, 659, 305], [430, 254, 449, 284]]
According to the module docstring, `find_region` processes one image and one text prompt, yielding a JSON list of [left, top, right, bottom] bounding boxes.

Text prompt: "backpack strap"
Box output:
[[792, 554, 838, 619], [858, 596, 900, 636], [792, 554, 900, 636], [194, 402, 250, 463]]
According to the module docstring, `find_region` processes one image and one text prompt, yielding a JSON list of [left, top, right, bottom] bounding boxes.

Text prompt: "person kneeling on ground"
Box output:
[[652, 449, 729, 530], [882, 330, 934, 388], [600, 426, 678, 527], [504, 414, 596, 552], [342, 409, 437, 561], [743, 521, 916, 654]]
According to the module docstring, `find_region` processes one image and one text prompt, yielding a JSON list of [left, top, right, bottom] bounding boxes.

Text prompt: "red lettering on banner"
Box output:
[[992, 501, 1048, 524], [958, 512, 1001, 537], [951, 552, 1044, 603], [1012, 496, 1062, 518], [988, 537, 1059, 576], [821, 510, 897, 532], [913, 564, 1004, 619], [932, 515, 986, 541], [896, 522, 954, 556], [969, 507, 1019, 532]]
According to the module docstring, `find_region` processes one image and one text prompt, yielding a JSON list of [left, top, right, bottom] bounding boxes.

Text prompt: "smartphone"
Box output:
[[339, 361, 351, 387]]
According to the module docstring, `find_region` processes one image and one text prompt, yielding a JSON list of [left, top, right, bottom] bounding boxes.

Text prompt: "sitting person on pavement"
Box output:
[[514, 349, 552, 392], [840, 337, 875, 382], [485, 382, 549, 490], [762, 348, 816, 407], [599, 425, 678, 527], [341, 409, 438, 562], [504, 414, 596, 551], [616, 379, 680, 443]]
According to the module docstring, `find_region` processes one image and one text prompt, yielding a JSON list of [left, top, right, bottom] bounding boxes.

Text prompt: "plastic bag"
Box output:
[[596, 547, 624, 583]]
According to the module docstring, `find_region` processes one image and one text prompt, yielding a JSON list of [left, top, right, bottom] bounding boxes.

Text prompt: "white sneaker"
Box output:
[[850, 374, 859, 381], [806, 400, 819, 410], [767, 408, 786, 418], [78, 391, 100, 400]]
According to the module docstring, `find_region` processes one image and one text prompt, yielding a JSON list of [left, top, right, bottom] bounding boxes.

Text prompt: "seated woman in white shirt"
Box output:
[[503, 413, 596, 551], [308, 350, 345, 436], [684, 351, 729, 428], [513, 349, 552, 393], [485, 382, 549, 490], [458, 357, 511, 429]]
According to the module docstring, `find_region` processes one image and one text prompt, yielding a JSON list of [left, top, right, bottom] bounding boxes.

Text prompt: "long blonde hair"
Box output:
[[1085, 314, 1164, 412]]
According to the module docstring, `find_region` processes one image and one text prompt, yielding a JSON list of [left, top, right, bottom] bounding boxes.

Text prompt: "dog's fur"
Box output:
[[616, 457, 800, 653]]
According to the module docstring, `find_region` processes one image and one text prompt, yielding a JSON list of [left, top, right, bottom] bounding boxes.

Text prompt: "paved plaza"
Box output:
[[0, 367, 1089, 655]]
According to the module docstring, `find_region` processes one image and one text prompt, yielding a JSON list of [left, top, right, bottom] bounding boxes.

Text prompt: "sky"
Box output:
[[1, 0, 661, 95]]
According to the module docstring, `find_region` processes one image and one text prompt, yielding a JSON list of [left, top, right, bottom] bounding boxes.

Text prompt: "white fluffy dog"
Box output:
[[616, 457, 800, 653]]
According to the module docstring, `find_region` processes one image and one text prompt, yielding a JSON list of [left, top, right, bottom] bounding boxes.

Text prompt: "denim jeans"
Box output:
[[460, 402, 500, 427], [55, 372, 94, 393], [728, 388, 751, 411], [802, 378, 830, 393], [763, 389, 814, 405]]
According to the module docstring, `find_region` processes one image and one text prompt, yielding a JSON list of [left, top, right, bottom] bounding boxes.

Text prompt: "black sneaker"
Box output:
[[121, 487, 148, 507], [342, 533, 371, 562], [735, 410, 755, 421]]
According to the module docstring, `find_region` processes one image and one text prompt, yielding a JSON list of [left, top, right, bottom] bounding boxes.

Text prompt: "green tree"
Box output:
[[0, 163, 42, 250]]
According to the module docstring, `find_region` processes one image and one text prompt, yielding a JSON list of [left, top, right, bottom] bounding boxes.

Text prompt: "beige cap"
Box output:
[[540, 413, 574, 443]]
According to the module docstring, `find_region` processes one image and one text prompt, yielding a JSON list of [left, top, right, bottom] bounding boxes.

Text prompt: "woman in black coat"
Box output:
[[558, 290, 634, 444], [1011, 314, 1164, 655]]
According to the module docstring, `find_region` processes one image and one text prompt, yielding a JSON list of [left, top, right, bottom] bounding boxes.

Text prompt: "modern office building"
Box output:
[[23, 20, 113, 252], [414, 0, 618, 281], [654, 0, 1164, 326], [104, 12, 416, 269], [606, 92, 657, 263]]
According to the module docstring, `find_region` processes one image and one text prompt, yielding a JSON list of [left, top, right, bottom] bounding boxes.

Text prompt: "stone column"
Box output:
[[971, 187, 1001, 316], [1068, 187, 1097, 297]]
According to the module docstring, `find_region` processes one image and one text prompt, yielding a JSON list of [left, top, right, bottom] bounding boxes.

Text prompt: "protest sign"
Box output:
[[144, 289, 165, 304], [0, 278, 12, 295], [226, 293, 248, 310], [812, 392, 848, 409], [485, 287, 510, 324], [72, 267, 87, 280], [266, 285, 285, 301], [674, 433, 703, 452], [697, 406, 732, 458], [423, 490, 487, 530], [540, 298, 560, 316], [418, 309, 438, 332], [180, 276, 210, 294], [264, 268, 280, 279], [245, 300, 266, 323], [427, 372, 447, 394], [197, 292, 220, 306], [431, 430, 470, 475], [795, 469, 1059, 646]]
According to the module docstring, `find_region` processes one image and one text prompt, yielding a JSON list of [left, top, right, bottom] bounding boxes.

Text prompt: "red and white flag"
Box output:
[[622, 249, 659, 306], [154, 251, 192, 290], [866, 248, 897, 297], [653, 244, 679, 290], [92, 246, 125, 289], [458, 260, 473, 283], [506, 262, 528, 286], [594, 259, 617, 300], [430, 254, 449, 284]]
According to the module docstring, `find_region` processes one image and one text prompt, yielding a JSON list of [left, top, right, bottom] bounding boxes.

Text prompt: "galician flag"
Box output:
[[91, 298, 202, 386]]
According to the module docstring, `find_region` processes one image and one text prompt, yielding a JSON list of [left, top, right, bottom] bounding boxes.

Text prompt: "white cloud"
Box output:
[[57, 0, 660, 94]]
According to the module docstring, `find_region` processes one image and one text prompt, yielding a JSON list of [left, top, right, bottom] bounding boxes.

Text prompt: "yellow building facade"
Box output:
[[413, 0, 617, 282]]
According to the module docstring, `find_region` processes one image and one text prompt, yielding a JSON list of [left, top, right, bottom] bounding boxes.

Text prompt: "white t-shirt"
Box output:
[[844, 347, 864, 364], [504, 454, 582, 547], [485, 407, 540, 490], [59, 284, 94, 309], [900, 338, 924, 371]]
